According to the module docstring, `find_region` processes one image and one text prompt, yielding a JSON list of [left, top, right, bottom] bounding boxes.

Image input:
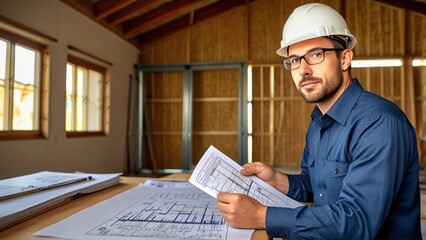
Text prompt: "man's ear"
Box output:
[[341, 49, 353, 71]]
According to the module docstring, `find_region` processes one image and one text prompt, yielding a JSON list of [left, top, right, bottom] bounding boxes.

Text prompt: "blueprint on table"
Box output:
[[34, 180, 253, 240], [189, 145, 303, 208]]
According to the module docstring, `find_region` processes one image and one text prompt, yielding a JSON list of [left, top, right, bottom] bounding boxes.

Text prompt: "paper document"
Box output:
[[0, 171, 93, 201], [0, 172, 121, 230], [189, 145, 303, 208], [144, 178, 193, 188], [35, 180, 253, 240]]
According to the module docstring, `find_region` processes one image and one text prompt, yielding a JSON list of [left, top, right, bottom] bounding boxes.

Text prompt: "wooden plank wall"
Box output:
[[192, 70, 240, 163], [140, 0, 426, 169], [143, 72, 183, 170], [249, 64, 314, 166]]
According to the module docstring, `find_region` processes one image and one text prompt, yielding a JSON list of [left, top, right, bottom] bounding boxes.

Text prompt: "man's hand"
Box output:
[[217, 192, 266, 229], [240, 162, 290, 194]]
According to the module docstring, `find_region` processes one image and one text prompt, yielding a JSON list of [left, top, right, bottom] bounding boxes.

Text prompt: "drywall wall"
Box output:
[[0, 0, 138, 178]]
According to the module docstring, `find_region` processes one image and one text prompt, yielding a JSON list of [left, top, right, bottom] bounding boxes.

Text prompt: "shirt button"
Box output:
[[319, 193, 323, 197]]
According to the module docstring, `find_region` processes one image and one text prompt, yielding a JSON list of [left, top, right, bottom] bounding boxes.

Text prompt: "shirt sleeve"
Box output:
[[265, 114, 418, 239]]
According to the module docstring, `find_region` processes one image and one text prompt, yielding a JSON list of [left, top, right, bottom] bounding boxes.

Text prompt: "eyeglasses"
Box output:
[[282, 48, 344, 70]]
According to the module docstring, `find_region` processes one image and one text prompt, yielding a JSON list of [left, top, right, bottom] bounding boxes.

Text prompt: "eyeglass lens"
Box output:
[[283, 48, 343, 70]]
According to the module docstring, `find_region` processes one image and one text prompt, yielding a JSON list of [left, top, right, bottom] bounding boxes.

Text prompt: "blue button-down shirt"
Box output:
[[266, 79, 421, 239]]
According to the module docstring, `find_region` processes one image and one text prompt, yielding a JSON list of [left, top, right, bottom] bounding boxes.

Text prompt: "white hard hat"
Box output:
[[276, 3, 357, 57]]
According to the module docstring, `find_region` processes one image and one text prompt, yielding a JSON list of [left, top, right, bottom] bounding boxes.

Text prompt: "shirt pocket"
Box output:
[[325, 159, 350, 178], [323, 159, 350, 198]]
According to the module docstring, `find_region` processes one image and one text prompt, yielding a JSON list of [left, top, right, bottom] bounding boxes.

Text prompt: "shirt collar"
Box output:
[[311, 79, 363, 126]]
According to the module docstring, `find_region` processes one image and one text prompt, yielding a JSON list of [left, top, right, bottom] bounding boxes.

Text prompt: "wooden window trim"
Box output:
[[0, 130, 45, 140], [0, 24, 51, 140], [68, 55, 106, 74], [68, 45, 112, 67], [66, 52, 110, 137], [0, 15, 57, 45], [66, 131, 106, 138]]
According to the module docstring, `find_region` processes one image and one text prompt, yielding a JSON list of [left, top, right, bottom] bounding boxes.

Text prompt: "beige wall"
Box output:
[[0, 0, 138, 178]]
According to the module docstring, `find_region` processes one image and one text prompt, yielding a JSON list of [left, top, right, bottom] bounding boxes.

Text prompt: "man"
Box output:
[[216, 3, 421, 239]]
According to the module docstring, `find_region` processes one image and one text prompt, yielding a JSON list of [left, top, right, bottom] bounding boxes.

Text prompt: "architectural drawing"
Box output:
[[34, 181, 253, 240], [86, 190, 227, 239], [190, 145, 302, 208]]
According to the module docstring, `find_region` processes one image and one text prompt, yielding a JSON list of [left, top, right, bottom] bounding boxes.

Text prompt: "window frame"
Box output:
[[0, 28, 49, 140], [66, 54, 110, 138]]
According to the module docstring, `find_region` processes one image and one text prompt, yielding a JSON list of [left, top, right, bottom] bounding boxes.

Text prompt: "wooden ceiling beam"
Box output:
[[137, 0, 253, 46], [137, 14, 190, 46], [108, 0, 163, 26], [62, 0, 256, 48], [60, 0, 141, 48], [122, 0, 203, 39], [193, 0, 251, 22], [60, 0, 93, 16], [372, 0, 426, 15], [94, 0, 137, 20]]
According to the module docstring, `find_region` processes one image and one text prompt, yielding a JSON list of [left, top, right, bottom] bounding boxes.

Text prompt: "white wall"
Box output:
[[0, 0, 139, 178]]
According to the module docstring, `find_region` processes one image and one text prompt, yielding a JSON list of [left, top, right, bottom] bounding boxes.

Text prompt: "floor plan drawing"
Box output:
[[86, 190, 227, 239], [34, 182, 253, 240], [190, 145, 303, 208]]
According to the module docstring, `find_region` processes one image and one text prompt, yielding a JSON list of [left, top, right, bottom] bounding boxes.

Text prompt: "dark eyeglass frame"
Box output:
[[282, 48, 345, 70]]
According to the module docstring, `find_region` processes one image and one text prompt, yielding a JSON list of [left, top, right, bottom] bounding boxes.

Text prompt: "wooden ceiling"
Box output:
[[60, 0, 253, 49], [372, 0, 426, 14], [61, 0, 425, 50]]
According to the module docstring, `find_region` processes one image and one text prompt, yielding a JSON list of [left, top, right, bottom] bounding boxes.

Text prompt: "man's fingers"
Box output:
[[217, 193, 235, 215], [217, 192, 234, 203], [241, 162, 263, 175], [216, 200, 229, 213], [217, 192, 243, 214]]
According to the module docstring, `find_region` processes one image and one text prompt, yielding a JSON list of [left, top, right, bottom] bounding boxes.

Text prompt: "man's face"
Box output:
[[288, 37, 344, 104]]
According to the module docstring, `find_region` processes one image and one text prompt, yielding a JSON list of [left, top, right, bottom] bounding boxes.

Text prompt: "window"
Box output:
[[66, 51, 109, 137], [0, 27, 49, 140]]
